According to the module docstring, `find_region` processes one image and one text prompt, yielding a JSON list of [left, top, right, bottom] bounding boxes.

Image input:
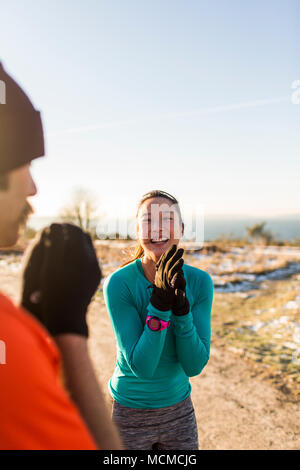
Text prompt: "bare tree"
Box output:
[[59, 187, 100, 235], [245, 221, 274, 245]]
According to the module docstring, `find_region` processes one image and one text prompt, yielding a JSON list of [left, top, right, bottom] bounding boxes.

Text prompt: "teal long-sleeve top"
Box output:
[[103, 258, 214, 409]]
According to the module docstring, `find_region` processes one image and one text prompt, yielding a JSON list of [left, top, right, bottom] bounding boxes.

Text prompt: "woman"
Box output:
[[103, 190, 214, 450]]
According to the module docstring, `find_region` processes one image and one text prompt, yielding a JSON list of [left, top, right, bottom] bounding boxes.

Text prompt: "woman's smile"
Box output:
[[149, 237, 169, 246]]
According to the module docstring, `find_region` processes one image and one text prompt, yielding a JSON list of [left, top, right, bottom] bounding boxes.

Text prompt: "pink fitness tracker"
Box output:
[[146, 315, 170, 331]]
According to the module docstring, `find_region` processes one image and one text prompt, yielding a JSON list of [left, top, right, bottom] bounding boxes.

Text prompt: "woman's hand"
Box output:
[[171, 267, 190, 316], [21, 223, 102, 337], [154, 244, 190, 316], [149, 244, 184, 311]]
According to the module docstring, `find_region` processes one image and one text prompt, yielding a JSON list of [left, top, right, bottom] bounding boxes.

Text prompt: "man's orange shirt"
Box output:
[[0, 292, 98, 450]]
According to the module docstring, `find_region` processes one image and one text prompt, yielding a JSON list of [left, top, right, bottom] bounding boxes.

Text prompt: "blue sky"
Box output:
[[1, 0, 299, 220]]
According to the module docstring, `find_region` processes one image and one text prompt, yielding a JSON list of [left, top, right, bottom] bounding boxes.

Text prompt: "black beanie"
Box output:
[[0, 61, 44, 174]]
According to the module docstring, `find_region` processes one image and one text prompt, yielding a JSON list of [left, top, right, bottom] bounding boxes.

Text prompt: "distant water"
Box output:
[[204, 215, 300, 242], [28, 214, 300, 242]]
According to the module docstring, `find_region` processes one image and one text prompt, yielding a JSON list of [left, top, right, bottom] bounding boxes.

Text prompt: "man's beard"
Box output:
[[18, 201, 34, 228]]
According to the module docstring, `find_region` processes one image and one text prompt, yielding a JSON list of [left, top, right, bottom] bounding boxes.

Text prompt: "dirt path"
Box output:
[[1, 270, 299, 450], [88, 299, 300, 450]]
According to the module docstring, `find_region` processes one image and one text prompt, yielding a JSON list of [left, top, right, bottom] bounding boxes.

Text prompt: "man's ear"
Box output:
[[181, 222, 184, 238]]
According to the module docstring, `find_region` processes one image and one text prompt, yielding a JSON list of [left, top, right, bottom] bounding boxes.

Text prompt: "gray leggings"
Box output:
[[112, 395, 199, 450]]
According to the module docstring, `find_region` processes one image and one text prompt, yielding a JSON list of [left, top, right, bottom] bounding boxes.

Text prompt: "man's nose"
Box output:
[[28, 172, 37, 197]]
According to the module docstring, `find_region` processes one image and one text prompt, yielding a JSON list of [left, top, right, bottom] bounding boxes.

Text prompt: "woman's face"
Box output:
[[137, 197, 184, 262]]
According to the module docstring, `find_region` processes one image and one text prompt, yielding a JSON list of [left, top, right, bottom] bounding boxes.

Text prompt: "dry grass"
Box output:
[[211, 276, 300, 400]]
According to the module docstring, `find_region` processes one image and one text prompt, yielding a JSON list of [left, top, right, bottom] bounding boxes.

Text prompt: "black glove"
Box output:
[[149, 244, 184, 311], [21, 223, 102, 337], [171, 267, 190, 316]]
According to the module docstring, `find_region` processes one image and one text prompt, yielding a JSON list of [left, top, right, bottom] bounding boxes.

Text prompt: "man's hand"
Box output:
[[21, 223, 102, 337]]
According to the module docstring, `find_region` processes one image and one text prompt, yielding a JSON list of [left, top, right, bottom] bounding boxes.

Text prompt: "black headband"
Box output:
[[140, 190, 178, 205]]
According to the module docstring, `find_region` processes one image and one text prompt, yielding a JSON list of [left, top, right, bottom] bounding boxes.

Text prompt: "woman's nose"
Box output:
[[150, 219, 162, 236]]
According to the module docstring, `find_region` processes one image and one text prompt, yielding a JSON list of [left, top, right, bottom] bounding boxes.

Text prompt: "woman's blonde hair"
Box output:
[[121, 190, 182, 267]]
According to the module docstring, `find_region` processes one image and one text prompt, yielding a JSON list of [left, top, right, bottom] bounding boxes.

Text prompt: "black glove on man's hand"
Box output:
[[21, 223, 102, 337], [150, 244, 184, 311], [171, 267, 190, 316]]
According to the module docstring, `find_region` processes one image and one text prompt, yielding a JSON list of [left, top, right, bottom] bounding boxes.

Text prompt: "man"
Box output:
[[0, 61, 123, 450]]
